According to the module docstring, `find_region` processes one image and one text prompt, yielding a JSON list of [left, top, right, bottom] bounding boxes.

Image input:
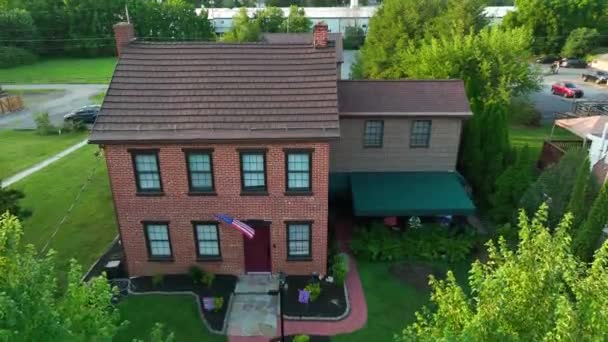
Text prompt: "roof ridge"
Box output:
[[338, 79, 463, 83]]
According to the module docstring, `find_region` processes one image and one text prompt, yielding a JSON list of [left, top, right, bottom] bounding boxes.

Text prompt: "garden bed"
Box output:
[[283, 275, 348, 319], [271, 335, 331, 342], [130, 274, 237, 332]]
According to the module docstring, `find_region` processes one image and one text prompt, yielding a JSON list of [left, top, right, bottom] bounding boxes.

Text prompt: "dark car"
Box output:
[[582, 70, 608, 84], [63, 105, 100, 124], [560, 58, 588, 68], [536, 55, 561, 64], [551, 82, 584, 98]]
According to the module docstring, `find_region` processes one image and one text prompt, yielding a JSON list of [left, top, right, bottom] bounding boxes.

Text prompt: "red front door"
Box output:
[[243, 222, 271, 273]]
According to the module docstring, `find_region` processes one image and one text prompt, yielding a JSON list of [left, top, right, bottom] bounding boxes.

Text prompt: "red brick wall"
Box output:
[[104, 141, 329, 277]]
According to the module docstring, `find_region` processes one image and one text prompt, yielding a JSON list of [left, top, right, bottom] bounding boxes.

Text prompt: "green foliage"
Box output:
[[519, 150, 584, 227], [34, 112, 57, 136], [331, 252, 349, 285], [0, 9, 37, 51], [508, 97, 541, 127], [188, 265, 204, 283], [223, 7, 261, 42], [201, 271, 215, 288], [350, 221, 477, 263], [502, 0, 608, 54], [304, 282, 321, 302], [254, 6, 285, 33], [213, 296, 224, 312], [489, 145, 536, 223], [152, 273, 165, 287], [0, 186, 29, 219], [293, 334, 310, 342], [567, 157, 597, 231], [561, 27, 600, 58], [343, 26, 365, 50], [0, 46, 37, 68], [147, 323, 175, 342], [398, 204, 608, 341], [573, 180, 608, 261], [61, 119, 88, 133], [0, 212, 123, 340], [280, 6, 312, 33]]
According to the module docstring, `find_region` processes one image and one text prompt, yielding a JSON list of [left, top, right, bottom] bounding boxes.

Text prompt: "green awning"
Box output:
[[350, 172, 476, 216]]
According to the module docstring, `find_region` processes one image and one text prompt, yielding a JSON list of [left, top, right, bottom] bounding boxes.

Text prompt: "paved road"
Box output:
[[530, 66, 608, 122], [0, 84, 107, 129]]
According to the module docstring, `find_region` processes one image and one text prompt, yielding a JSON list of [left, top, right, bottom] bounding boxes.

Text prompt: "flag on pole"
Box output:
[[214, 213, 255, 239]]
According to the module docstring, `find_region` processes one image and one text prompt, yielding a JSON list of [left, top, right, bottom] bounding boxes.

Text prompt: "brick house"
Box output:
[[90, 22, 475, 277]]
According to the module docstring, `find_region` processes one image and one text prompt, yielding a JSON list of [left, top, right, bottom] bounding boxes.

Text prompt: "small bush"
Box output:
[[293, 335, 310, 342], [61, 119, 87, 133], [152, 274, 164, 287], [508, 98, 541, 127], [562, 27, 600, 58], [188, 265, 204, 283], [201, 271, 215, 288], [331, 253, 349, 285], [213, 296, 224, 312], [0, 46, 37, 68], [304, 282, 321, 302], [34, 112, 57, 135], [343, 26, 365, 50]]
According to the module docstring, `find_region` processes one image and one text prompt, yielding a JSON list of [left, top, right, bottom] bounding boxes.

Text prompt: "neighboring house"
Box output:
[[90, 22, 474, 278]]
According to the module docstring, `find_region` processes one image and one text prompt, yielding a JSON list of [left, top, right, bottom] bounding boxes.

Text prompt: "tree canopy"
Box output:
[[280, 5, 312, 33], [222, 7, 261, 42], [399, 204, 608, 341], [254, 6, 285, 33]]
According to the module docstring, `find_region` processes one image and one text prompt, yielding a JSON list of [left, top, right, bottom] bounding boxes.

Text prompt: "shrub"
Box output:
[[152, 274, 164, 287], [304, 282, 321, 302], [408, 216, 422, 230], [508, 98, 541, 127], [562, 27, 600, 58], [61, 119, 87, 133], [293, 335, 310, 342], [34, 112, 57, 135], [343, 26, 365, 50], [573, 180, 608, 261], [0, 46, 37, 68], [0, 9, 37, 51], [331, 253, 349, 285], [213, 296, 224, 312], [201, 271, 215, 288], [188, 265, 204, 283]]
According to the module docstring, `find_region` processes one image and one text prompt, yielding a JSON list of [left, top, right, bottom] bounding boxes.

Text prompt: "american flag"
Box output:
[[214, 214, 255, 239]]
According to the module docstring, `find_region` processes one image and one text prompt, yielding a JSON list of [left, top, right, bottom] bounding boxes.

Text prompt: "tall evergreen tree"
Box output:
[[573, 180, 608, 261], [567, 157, 595, 230], [222, 7, 260, 42]]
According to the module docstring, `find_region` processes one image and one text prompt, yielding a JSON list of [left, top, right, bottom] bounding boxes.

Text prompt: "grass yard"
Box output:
[[116, 295, 226, 342], [509, 123, 575, 158], [0, 129, 87, 180], [10, 145, 116, 275], [90, 91, 106, 104], [0, 57, 116, 84]]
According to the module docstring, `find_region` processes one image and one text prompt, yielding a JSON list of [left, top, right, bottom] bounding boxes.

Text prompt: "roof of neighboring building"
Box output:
[[556, 116, 608, 138], [199, 6, 377, 20], [337, 80, 472, 116], [262, 32, 343, 63], [89, 41, 340, 143]]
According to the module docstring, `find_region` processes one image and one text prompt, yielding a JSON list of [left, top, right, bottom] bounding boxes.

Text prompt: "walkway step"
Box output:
[[227, 294, 278, 337], [234, 274, 279, 294]]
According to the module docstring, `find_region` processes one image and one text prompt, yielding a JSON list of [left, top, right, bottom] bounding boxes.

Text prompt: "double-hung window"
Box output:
[[287, 222, 312, 260], [410, 120, 432, 148], [363, 120, 384, 147], [193, 222, 221, 260], [144, 222, 172, 260], [240, 151, 267, 192], [131, 150, 162, 193], [185, 150, 214, 193], [285, 150, 312, 193]]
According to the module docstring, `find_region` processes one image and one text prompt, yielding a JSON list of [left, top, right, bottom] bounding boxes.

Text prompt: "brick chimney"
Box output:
[[113, 22, 135, 57], [313, 22, 329, 49]]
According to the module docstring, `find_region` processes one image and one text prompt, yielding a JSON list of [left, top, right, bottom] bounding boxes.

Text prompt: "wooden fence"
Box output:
[[0, 95, 23, 114]]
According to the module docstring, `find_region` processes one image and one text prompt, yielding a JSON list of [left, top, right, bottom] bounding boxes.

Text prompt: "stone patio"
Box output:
[[234, 274, 279, 294], [227, 294, 278, 337]]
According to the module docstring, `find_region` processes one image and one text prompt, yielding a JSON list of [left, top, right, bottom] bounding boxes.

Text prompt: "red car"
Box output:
[[551, 82, 584, 98]]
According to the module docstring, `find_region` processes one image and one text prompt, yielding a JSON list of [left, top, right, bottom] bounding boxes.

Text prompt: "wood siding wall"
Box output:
[[330, 117, 463, 172]]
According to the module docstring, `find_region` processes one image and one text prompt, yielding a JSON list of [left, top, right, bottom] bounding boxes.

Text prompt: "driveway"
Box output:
[[531, 65, 608, 122], [0, 84, 107, 129]]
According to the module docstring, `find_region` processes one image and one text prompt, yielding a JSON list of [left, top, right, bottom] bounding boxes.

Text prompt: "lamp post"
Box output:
[[269, 271, 287, 342]]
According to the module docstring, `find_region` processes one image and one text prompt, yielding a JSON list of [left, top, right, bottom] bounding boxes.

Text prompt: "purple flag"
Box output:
[[298, 289, 310, 304]]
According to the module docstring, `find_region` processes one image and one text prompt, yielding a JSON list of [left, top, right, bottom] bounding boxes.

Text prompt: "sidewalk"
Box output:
[[1, 139, 87, 187]]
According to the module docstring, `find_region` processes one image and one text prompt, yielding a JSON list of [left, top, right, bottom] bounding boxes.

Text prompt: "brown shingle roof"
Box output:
[[262, 33, 343, 63], [89, 41, 339, 143], [337, 80, 472, 116]]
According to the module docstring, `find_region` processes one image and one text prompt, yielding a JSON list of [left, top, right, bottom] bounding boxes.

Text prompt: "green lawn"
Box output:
[[10, 145, 117, 274], [90, 91, 106, 105], [509, 124, 575, 158], [0, 57, 116, 84], [116, 295, 226, 342], [0, 130, 87, 180]]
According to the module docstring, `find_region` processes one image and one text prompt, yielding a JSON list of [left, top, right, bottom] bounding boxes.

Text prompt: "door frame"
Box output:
[[243, 220, 272, 273]]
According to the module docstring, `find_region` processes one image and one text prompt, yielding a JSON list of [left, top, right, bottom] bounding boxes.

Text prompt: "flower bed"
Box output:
[[283, 275, 348, 319], [130, 274, 237, 332]]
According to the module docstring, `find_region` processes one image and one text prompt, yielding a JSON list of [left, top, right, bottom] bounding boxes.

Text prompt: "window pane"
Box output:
[[196, 224, 219, 256], [150, 241, 171, 256], [135, 154, 158, 172], [411, 120, 431, 147], [199, 242, 219, 256], [147, 224, 168, 240], [289, 224, 309, 240], [242, 154, 264, 171], [197, 225, 217, 240], [146, 224, 171, 257], [288, 172, 309, 189], [244, 173, 265, 187], [139, 173, 160, 190], [191, 173, 212, 189], [288, 154, 309, 171], [188, 154, 211, 172], [288, 241, 309, 255], [364, 120, 383, 147]]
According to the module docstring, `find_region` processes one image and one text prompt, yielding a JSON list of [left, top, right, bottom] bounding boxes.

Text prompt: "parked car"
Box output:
[[582, 70, 608, 84], [63, 105, 100, 124], [560, 58, 588, 68], [551, 82, 584, 98], [536, 55, 561, 64]]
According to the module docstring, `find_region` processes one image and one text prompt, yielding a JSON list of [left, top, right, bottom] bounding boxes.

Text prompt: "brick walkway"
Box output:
[[228, 218, 368, 341]]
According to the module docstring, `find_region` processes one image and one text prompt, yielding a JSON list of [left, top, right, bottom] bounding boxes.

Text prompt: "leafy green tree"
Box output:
[[343, 26, 365, 50], [254, 6, 285, 33], [398, 204, 608, 341], [573, 180, 608, 261], [430, 0, 487, 37], [0, 9, 37, 50], [0, 186, 29, 219], [502, 0, 608, 53], [561, 27, 601, 58], [223, 7, 260, 42], [0, 212, 123, 340], [280, 5, 312, 33], [489, 145, 535, 222], [567, 157, 597, 231]]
